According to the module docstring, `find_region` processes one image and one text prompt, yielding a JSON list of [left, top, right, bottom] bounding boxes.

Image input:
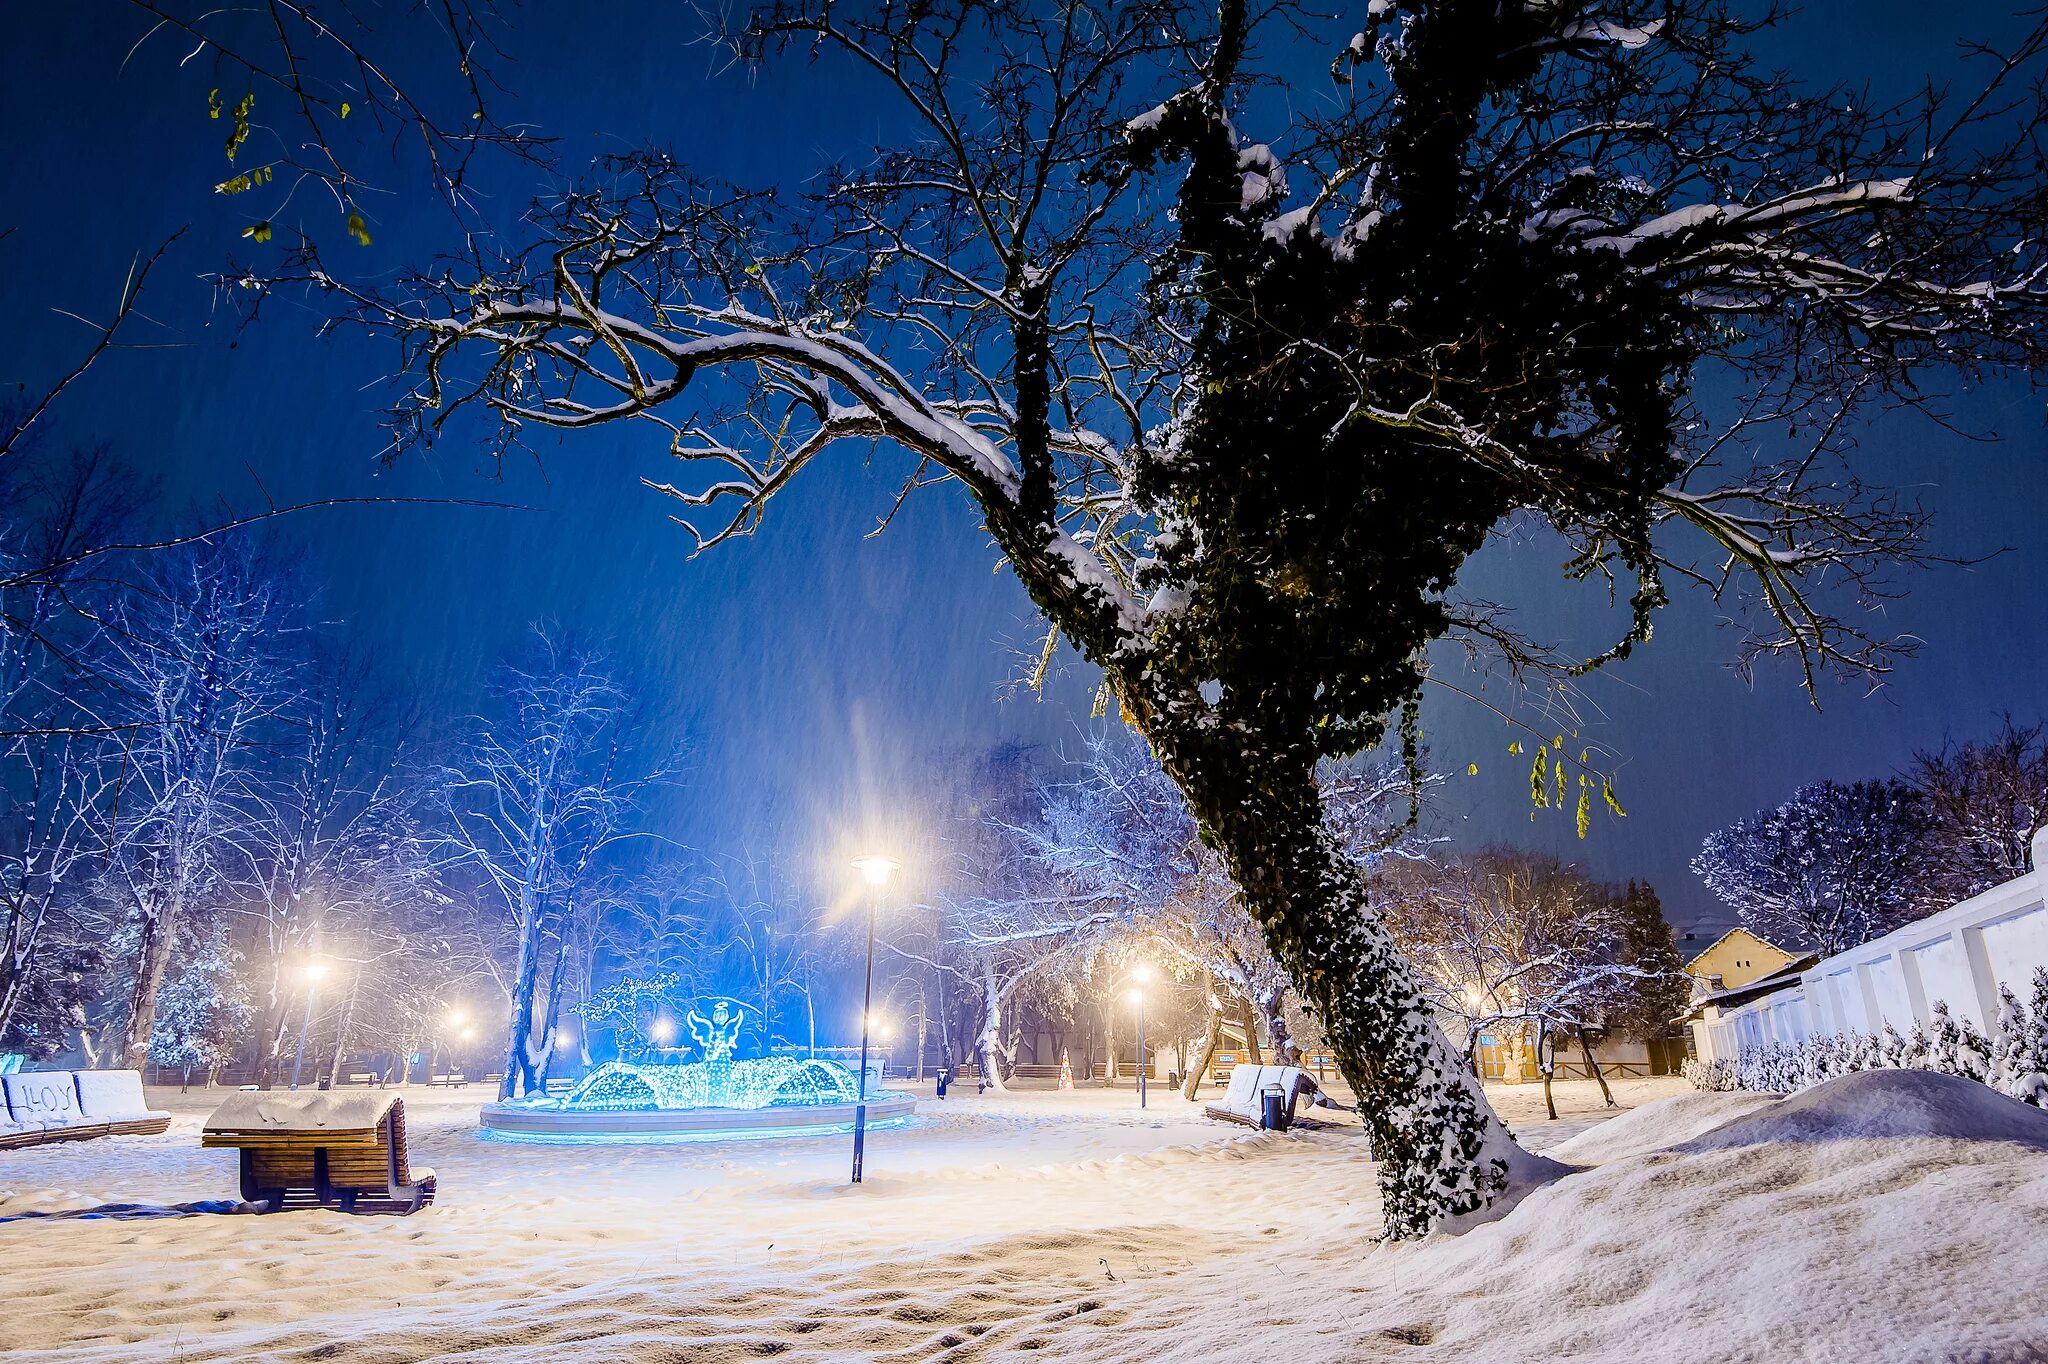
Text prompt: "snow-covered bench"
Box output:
[[1201, 1064, 1350, 1130], [0, 1070, 173, 1149], [202, 1092, 437, 1214]]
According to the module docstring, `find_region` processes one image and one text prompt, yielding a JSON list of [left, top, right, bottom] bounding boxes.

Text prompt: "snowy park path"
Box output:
[[1, 1074, 2044, 1362]]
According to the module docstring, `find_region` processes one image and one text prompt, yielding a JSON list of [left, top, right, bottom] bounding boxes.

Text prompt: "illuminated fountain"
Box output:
[[478, 997, 917, 1143]]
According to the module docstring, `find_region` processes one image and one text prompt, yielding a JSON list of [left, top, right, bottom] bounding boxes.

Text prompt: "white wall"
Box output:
[[1692, 829, 2048, 1061]]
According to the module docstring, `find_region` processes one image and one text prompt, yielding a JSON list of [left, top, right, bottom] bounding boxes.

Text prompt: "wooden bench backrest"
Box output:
[[3, 1072, 79, 1123]]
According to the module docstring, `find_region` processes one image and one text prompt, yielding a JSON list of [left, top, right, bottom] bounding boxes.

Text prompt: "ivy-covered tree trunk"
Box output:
[[1167, 748, 1560, 1239]]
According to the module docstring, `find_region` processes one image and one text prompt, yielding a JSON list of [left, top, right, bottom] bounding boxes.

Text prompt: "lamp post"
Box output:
[[289, 961, 328, 1092], [849, 853, 897, 1184], [1130, 964, 1153, 1109]]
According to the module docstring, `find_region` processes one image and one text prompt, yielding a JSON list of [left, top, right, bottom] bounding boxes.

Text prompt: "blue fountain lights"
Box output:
[[483, 994, 916, 1141], [554, 1054, 865, 1113]]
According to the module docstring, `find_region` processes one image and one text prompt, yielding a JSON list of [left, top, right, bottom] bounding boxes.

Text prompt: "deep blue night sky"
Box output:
[[3, 2, 2045, 937]]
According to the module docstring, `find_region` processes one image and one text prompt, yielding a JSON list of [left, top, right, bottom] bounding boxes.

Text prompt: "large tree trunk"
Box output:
[[534, 933, 572, 1089], [973, 962, 1010, 1093], [117, 884, 184, 1068], [325, 969, 363, 1091], [1501, 1024, 1529, 1086], [1236, 996, 1263, 1065], [1258, 988, 1294, 1064], [1183, 995, 1226, 1100], [253, 959, 291, 1090], [501, 908, 546, 1100], [1169, 763, 1559, 1238]]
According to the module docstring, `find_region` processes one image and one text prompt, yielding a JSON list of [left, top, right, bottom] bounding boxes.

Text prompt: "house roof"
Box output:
[[1677, 954, 1820, 1022], [1681, 926, 1795, 976]]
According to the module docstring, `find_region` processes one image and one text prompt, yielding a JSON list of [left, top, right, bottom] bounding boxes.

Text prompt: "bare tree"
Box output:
[[694, 847, 848, 1054], [435, 627, 667, 1098], [1913, 717, 2048, 903], [347, 1, 2048, 1235], [1382, 851, 1658, 1112], [83, 540, 299, 1066], [225, 647, 434, 1086], [0, 729, 118, 1047]]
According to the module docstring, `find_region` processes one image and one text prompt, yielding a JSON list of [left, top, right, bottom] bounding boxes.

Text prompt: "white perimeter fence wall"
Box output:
[[1692, 829, 2048, 1063]]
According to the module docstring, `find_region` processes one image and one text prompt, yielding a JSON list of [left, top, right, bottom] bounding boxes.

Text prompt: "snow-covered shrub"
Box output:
[[1682, 1057, 1738, 1092], [1990, 969, 2048, 1106], [1712, 985, 2048, 1108]]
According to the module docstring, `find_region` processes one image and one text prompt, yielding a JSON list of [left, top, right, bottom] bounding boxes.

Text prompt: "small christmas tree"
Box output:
[[1927, 1002, 1963, 1076], [1991, 985, 2031, 1095], [2029, 968, 2048, 1077]]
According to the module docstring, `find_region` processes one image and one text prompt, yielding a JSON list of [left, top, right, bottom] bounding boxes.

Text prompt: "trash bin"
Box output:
[[1261, 1084, 1289, 1131]]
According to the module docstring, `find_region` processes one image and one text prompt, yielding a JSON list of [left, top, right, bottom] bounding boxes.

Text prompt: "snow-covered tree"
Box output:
[[88, 540, 298, 1066], [148, 927, 253, 1088], [1602, 881, 1692, 1045], [346, 1, 2048, 1235], [227, 648, 438, 1087], [436, 627, 670, 1098], [0, 448, 143, 1049], [1694, 780, 1936, 959], [1912, 718, 2048, 904], [1382, 851, 1661, 1100]]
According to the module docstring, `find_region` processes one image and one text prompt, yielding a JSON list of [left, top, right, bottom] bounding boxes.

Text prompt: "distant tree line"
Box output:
[[915, 730, 1688, 1112], [0, 446, 703, 1097]]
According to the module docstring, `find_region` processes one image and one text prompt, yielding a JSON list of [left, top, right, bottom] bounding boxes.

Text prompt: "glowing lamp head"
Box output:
[[302, 961, 328, 982], [1132, 964, 1153, 985], [650, 1017, 677, 1045], [445, 1009, 466, 1028], [1127, 988, 1144, 1007], [555, 1028, 575, 1048], [851, 854, 899, 888]]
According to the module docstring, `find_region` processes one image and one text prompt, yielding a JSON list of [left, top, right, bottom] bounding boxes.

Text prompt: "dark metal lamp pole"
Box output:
[[849, 855, 897, 1184]]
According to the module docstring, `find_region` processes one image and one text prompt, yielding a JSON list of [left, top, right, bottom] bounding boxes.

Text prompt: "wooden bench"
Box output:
[[1, 1070, 172, 1149], [202, 1092, 437, 1214]]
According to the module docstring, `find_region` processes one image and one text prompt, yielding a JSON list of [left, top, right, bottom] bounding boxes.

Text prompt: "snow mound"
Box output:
[[1679, 1069, 2048, 1152], [1547, 1089, 1778, 1165]]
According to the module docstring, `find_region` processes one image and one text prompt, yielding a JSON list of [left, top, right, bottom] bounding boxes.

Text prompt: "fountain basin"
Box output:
[[476, 1054, 917, 1143], [478, 1089, 918, 1142]]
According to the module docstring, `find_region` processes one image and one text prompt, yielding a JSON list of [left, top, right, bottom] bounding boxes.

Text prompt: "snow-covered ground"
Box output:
[[2, 1072, 2045, 1362]]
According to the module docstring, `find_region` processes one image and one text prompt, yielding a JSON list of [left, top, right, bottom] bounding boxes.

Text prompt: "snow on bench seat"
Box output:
[[0, 1070, 170, 1148], [204, 1090, 404, 1134]]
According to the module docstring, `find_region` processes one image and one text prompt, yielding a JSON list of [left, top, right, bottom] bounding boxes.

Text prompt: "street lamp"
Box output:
[[1129, 964, 1153, 1109], [289, 961, 328, 1092], [849, 853, 898, 1185]]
